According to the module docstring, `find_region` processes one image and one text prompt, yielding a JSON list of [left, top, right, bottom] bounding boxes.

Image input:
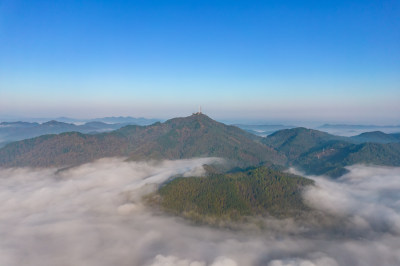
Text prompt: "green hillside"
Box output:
[[156, 166, 314, 223], [0, 114, 285, 168], [128, 114, 285, 166], [294, 142, 400, 177], [263, 127, 400, 177], [263, 127, 345, 160]]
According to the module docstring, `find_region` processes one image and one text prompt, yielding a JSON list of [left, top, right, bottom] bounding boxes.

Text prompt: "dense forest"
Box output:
[[155, 166, 314, 223]]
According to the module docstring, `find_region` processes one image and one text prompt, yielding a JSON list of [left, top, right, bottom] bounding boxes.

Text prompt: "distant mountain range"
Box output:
[[320, 123, 400, 129], [234, 124, 296, 137], [0, 114, 399, 177], [237, 123, 400, 137], [0, 120, 141, 147], [88, 116, 160, 124], [318, 123, 400, 136], [0, 116, 160, 125]]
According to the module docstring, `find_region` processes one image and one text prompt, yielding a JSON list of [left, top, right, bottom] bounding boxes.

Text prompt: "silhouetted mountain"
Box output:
[[0, 114, 285, 168]]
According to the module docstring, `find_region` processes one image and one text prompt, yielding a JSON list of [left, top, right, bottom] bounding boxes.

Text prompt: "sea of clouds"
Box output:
[[0, 158, 400, 266]]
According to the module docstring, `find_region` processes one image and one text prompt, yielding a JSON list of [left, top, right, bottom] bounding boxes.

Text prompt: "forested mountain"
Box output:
[[263, 128, 400, 177], [126, 114, 284, 165], [262, 127, 346, 160], [1, 114, 399, 178], [0, 114, 285, 168], [155, 166, 314, 223], [294, 142, 400, 177]]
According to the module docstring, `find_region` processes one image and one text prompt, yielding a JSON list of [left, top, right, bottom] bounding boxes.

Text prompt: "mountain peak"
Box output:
[[0, 113, 285, 168], [188, 112, 213, 121], [164, 113, 217, 126]]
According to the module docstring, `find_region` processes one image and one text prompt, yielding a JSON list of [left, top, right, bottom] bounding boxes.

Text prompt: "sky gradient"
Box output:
[[0, 0, 399, 124]]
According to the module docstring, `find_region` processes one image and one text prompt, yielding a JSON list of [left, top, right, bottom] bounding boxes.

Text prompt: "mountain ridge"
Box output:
[[263, 127, 400, 177], [1, 114, 399, 177], [0, 120, 144, 148], [0, 114, 285, 168]]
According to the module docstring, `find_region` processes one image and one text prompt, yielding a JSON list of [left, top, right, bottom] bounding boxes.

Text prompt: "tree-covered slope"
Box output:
[[263, 127, 400, 177], [128, 114, 285, 166], [293, 142, 400, 177], [156, 166, 314, 223], [0, 114, 285, 168], [263, 127, 345, 161]]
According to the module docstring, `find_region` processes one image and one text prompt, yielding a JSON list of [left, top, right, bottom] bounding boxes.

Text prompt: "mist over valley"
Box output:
[[1, 1, 399, 265], [1, 158, 400, 266]]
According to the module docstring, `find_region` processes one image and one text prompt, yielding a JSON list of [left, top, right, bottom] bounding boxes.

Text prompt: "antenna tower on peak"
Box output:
[[193, 106, 203, 115]]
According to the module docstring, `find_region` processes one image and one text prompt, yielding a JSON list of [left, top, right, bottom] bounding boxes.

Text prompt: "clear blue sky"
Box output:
[[0, 0, 399, 124]]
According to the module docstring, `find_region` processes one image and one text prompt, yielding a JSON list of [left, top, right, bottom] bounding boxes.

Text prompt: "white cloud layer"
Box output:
[[303, 165, 400, 234], [0, 160, 400, 266]]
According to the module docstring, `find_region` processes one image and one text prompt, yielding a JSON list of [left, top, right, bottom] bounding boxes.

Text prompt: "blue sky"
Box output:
[[0, 0, 399, 124]]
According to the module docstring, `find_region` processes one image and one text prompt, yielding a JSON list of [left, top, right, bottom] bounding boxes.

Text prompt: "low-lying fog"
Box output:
[[0, 158, 399, 266]]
